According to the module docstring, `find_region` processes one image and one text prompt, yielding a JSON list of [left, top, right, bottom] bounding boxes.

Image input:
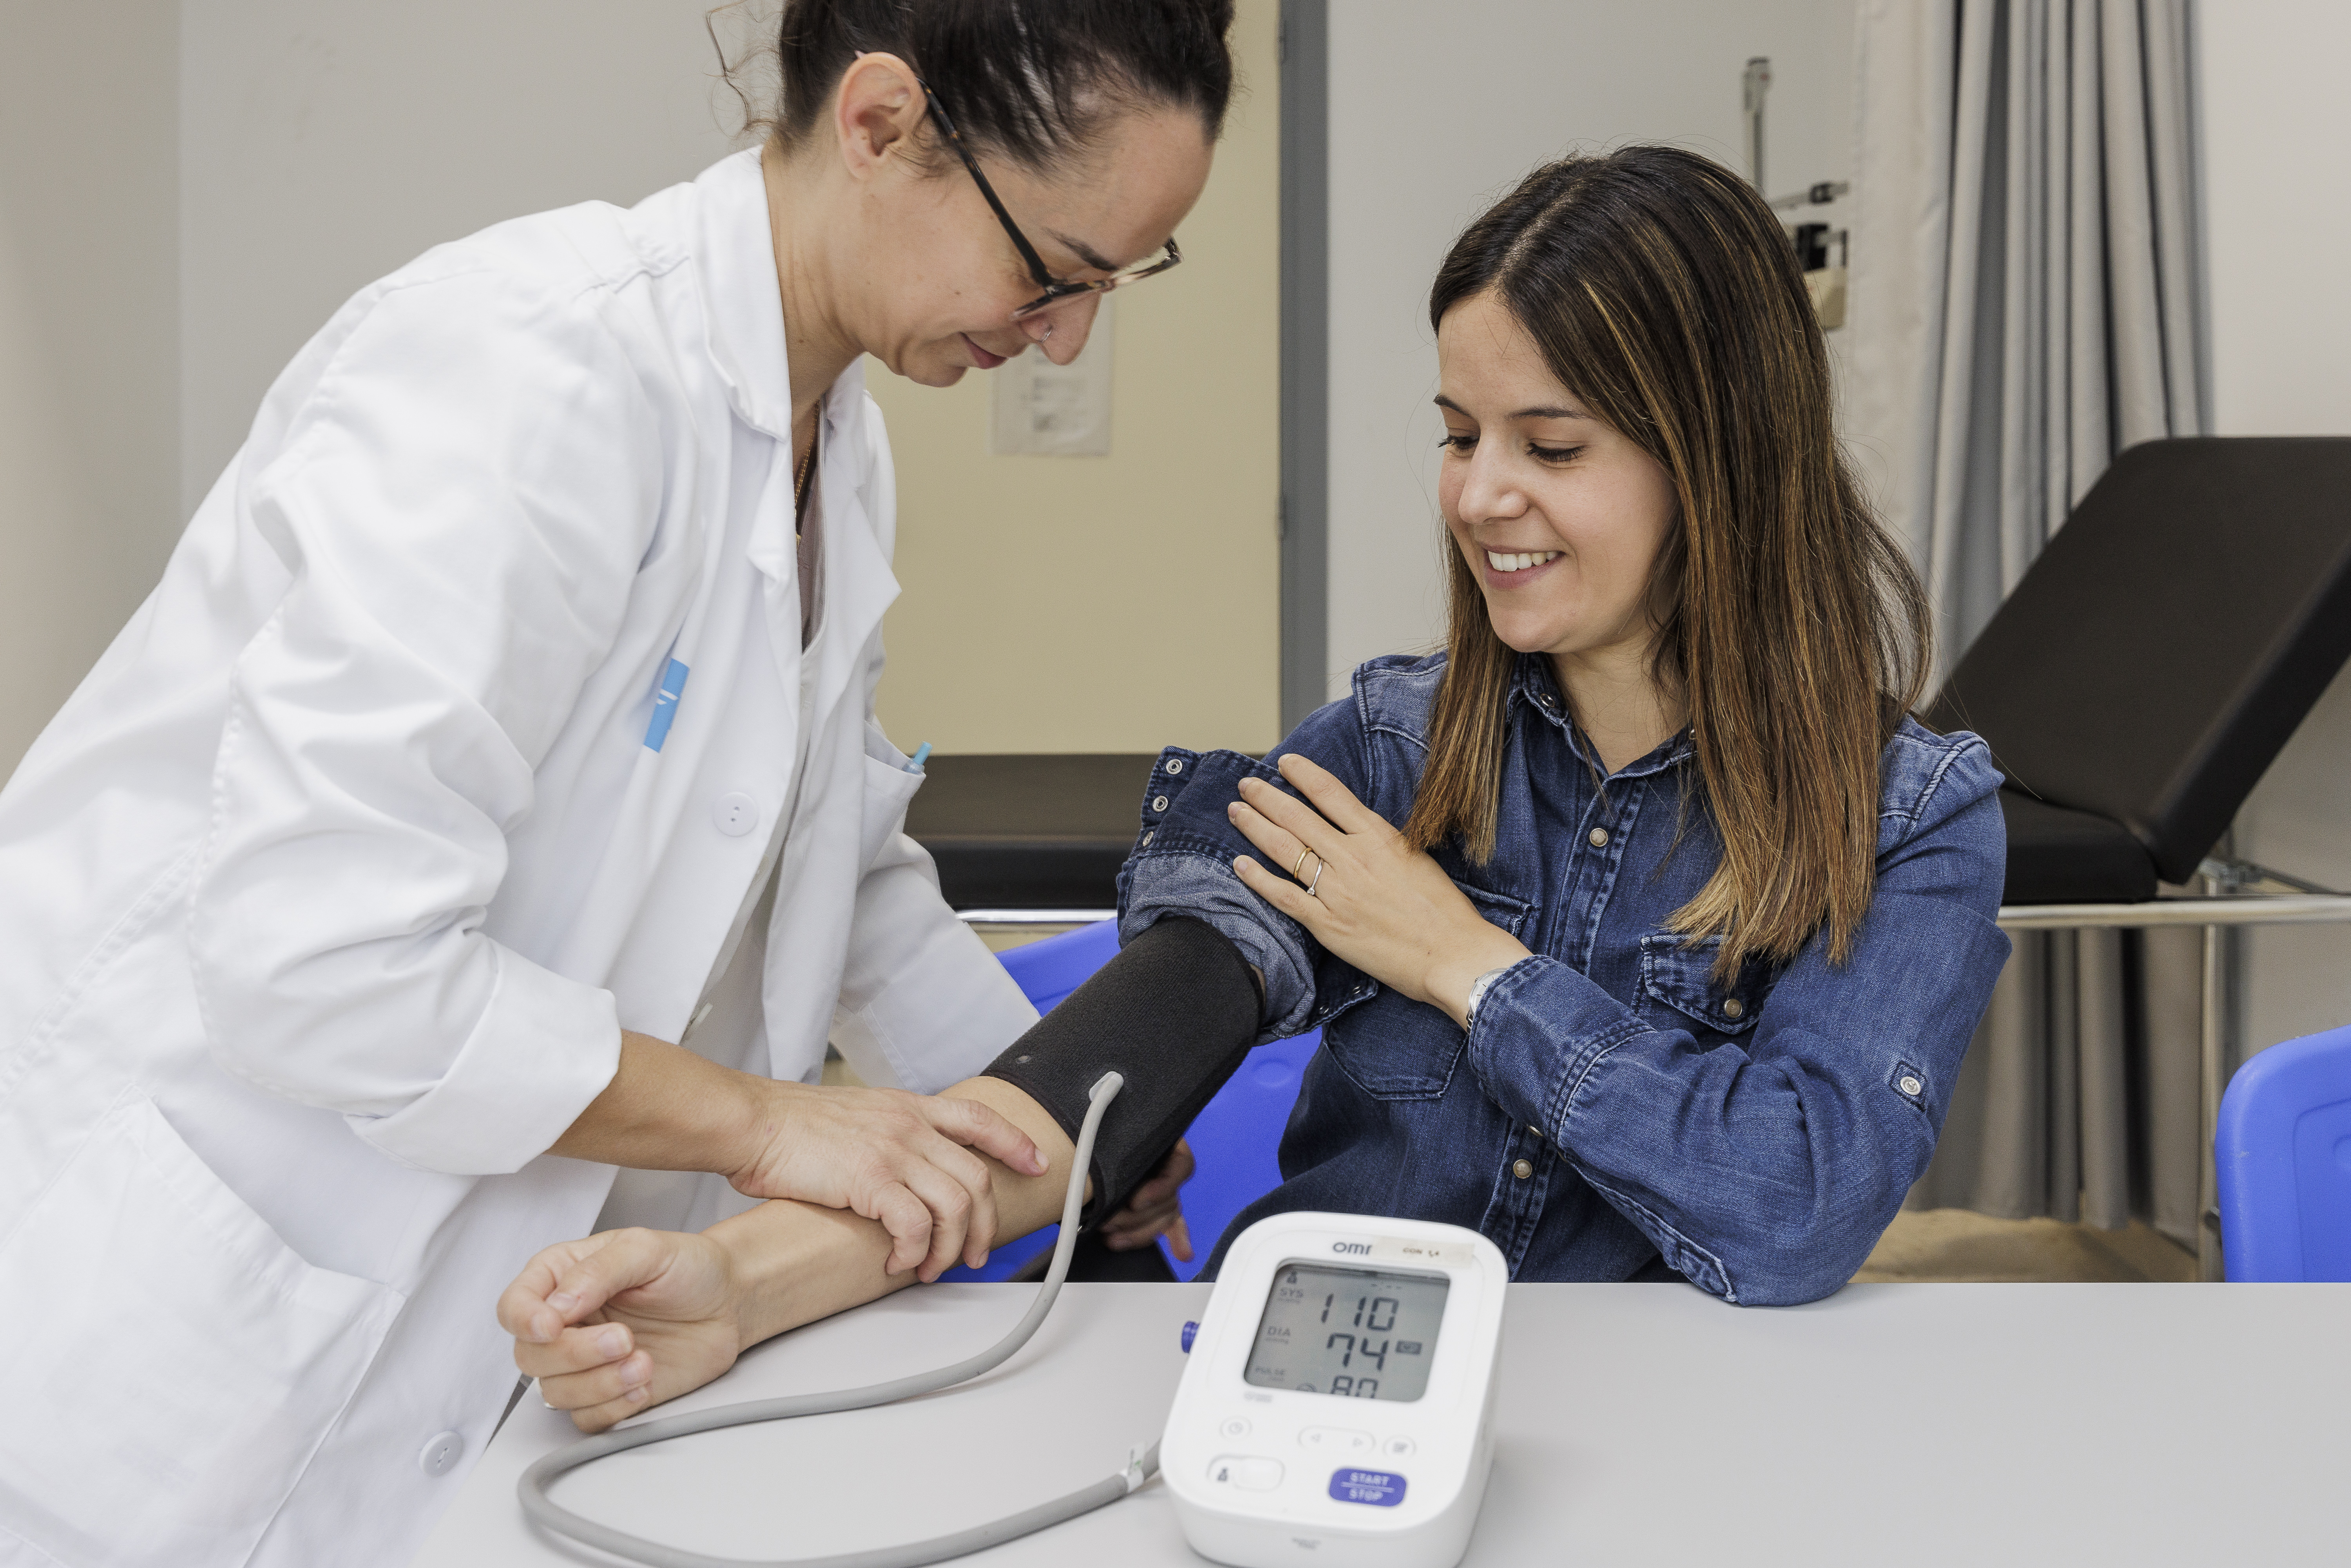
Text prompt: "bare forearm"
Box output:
[[547, 1031, 762, 1174], [713, 1077, 1080, 1349]]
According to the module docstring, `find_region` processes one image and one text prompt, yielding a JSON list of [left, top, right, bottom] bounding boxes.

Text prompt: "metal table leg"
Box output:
[[2198, 913, 2226, 1281], [1998, 869, 2351, 1284]]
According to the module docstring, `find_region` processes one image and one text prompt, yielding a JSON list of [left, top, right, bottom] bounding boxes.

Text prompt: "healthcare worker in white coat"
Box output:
[[0, 3, 1234, 1564]]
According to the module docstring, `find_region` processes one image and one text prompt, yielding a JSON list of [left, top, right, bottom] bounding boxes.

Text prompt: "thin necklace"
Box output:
[[793, 422, 819, 537]]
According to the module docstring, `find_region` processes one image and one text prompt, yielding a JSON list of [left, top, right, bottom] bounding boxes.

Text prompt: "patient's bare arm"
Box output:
[[499, 1078, 1076, 1434], [498, 917, 1265, 1433], [505, 1081, 1077, 1439]]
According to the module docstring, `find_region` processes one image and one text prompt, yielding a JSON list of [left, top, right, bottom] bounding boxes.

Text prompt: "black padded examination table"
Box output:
[[905, 753, 1158, 911]]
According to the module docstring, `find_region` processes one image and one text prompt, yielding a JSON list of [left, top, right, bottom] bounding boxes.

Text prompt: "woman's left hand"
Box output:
[[1098, 1139, 1196, 1258], [1228, 754, 1532, 1027]]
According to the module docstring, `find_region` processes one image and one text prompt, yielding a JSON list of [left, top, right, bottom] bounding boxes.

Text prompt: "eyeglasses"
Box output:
[[916, 77, 1182, 322]]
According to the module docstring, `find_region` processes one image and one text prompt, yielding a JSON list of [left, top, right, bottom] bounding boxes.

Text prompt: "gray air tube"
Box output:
[[518, 1073, 1156, 1568]]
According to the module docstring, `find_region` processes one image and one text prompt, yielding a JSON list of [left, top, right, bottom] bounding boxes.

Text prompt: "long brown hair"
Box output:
[[1403, 147, 1931, 974]]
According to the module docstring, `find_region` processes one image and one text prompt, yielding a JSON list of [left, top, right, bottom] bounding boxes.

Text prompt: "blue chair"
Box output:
[[2215, 1023, 2351, 1282], [939, 920, 1314, 1283]]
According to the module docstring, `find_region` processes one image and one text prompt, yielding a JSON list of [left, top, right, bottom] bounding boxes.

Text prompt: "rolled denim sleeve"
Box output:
[[1115, 701, 1377, 1042], [1465, 746, 2012, 1305]]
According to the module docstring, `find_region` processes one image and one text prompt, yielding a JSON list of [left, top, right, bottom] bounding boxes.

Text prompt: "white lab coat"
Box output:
[[0, 148, 1039, 1568]]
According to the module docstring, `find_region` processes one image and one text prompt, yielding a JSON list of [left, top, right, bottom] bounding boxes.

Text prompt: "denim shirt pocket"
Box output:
[[1318, 882, 1537, 1099], [1637, 933, 1776, 1038]]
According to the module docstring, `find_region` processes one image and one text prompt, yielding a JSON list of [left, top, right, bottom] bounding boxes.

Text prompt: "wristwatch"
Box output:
[[1463, 964, 1516, 1030]]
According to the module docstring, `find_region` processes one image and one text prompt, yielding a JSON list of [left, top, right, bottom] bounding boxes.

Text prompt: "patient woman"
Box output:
[[503, 145, 2010, 1430]]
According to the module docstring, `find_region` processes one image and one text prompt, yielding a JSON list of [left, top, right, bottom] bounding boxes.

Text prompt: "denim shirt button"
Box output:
[[1152, 794, 1170, 812], [1899, 1074, 1923, 1096], [1165, 758, 1184, 775], [1721, 997, 1744, 1019], [1587, 827, 1609, 847], [1512, 1159, 1533, 1180], [1141, 829, 1155, 846]]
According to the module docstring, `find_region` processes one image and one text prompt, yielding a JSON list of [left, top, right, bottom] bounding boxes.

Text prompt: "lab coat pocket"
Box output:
[[857, 741, 924, 873], [0, 1093, 404, 1568]]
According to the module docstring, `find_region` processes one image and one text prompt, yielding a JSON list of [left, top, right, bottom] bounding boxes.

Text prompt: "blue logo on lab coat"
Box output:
[[644, 659, 689, 751]]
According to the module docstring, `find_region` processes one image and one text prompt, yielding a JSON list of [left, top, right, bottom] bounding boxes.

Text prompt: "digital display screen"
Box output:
[[1243, 1262, 1449, 1402]]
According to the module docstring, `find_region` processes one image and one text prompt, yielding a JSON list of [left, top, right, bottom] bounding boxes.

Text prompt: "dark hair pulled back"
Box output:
[[763, 0, 1236, 170]]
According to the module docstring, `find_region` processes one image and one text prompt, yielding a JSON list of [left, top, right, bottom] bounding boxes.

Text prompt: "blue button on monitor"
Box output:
[[1328, 1468, 1407, 1507]]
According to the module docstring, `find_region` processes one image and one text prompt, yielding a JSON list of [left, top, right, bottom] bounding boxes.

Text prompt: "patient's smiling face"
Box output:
[[1435, 290, 1680, 669]]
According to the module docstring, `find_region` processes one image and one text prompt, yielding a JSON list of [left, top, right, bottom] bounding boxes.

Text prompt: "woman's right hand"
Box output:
[[500, 1227, 745, 1434], [728, 1082, 1046, 1281]]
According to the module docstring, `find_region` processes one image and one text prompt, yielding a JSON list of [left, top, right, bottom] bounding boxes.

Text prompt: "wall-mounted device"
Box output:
[[1744, 58, 1852, 331], [991, 293, 1115, 456]]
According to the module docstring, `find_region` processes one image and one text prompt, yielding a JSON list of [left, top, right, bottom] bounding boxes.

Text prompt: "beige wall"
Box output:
[[0, 0, 181, 771], [868, 0, 1282, 757]]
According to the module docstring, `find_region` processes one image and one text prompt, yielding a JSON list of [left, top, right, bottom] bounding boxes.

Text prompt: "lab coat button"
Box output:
[[418, 1430, 465, 1478], [712, 793, 760, 837]]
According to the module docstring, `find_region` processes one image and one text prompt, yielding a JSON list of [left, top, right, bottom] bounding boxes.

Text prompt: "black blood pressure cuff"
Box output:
[[983, 916, 1264, 1227]]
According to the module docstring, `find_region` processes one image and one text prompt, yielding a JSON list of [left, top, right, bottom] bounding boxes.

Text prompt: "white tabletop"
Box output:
[[418, 1281, 2349, 1567]]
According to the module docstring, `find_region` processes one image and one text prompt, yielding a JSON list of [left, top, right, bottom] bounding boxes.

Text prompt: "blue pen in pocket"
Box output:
[[907, 742, 933, 774], [644, 659, 689, 752]]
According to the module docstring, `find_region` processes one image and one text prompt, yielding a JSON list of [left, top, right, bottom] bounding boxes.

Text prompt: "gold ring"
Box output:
[[1307, 863, 1326, 898], [1291, 847, 1313, 880]]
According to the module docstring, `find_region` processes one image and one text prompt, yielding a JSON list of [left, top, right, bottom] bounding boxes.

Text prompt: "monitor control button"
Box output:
[[1299, 1426, 1375, 1454], [1383, 1435, 1416, 1459], [1329, 1468, 1409, 1507], [1219, 1417, 1251, 1439], [1208, 1455, 1284, 1491]]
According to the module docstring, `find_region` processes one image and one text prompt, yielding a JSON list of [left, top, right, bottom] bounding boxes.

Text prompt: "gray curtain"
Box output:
[[1842, 0, 2206, 1244]]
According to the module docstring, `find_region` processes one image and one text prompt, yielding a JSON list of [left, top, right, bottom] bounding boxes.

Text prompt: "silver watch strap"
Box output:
[[1463, 964, 1514, 1029]]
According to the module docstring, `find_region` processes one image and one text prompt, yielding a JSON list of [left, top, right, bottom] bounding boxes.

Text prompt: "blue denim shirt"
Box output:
[[1117, 653, 2010, 1305]]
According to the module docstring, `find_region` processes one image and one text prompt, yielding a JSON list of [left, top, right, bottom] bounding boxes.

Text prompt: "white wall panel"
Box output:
[[0, 0, 180, 770], [177, 0, 738, 509], [2201, 0, 2351, 1053]]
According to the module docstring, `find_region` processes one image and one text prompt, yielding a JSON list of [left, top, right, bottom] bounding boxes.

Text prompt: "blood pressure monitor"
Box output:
[[519, 1078, 1509, 1568], [1164, 1213, 1509, 1568]]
